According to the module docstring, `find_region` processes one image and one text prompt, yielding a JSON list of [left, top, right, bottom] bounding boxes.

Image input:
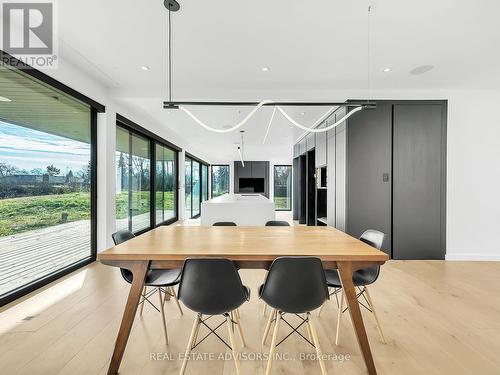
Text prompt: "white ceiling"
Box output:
[[58, 0, 500, 161]]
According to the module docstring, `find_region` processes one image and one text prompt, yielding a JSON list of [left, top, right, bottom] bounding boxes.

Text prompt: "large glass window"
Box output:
[[155, 144, 177, 225], [274, 165, 292, 211], [201, 164, 209, 201], [185, 156, 208, 218], [116, 126, 151, 232], [0, 65, 95, 304], [211, 165, 230, 198]]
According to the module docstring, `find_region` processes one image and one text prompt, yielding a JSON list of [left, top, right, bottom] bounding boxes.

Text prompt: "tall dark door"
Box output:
[[293, 157, 299, 220], [392, 104, 445, 259], [307, 150, 316, 226], [298, 155, 307, 224], [346, 103, 393, 255]]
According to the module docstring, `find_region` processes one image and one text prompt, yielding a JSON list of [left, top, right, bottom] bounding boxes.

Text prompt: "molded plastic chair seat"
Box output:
[[178, 258, 249, 315], [324, 266, 379, 288], [213, 221, 237, 226], [265, 220, 290, 226], [121, 268, 182, 287], [260, 257, 328, 314]]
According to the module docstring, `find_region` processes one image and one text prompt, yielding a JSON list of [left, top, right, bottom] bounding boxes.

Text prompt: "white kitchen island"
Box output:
[[200, 193, 275, 226]]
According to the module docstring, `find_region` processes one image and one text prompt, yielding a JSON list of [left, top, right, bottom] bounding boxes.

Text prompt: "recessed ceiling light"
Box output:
[[0, 96, 12, 102], [410, 65, 434, 75], [300, 112, 306, 115], [261, 67, 270, 72], [141, 66, 150, 71], [383, 67, 392, 72]]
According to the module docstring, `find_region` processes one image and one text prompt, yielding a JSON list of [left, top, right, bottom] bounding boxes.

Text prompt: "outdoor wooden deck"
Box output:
[[0, 221, 91, 297]]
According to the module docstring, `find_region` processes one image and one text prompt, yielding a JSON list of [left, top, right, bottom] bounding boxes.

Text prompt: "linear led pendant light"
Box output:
[[162, 1, 375, 134]]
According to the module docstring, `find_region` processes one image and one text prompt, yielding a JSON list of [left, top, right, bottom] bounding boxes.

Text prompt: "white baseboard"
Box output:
[[446, 253, 500, 261]]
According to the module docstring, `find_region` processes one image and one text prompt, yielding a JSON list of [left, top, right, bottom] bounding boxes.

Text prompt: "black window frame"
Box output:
[[116, 115, 180, 235], [0, 51, 103, 308], [210, 164, 230, 198], [274, 164, 293, 211], [185, 152, 209, 219]]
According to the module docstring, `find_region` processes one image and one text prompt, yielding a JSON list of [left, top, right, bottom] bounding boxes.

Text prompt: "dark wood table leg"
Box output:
[[337, 261, 377, 375], [107, 260, 149, 375]]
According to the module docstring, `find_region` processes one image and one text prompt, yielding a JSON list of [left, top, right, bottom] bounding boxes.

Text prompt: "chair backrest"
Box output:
[[265, 220, 290, 226], [359, 229, 385, 250], [177, 258, 248, 315], [260, 257, 328, 314], [111, 229, 136, 283], [213, 222, 237, 226], [112, 229, 135, 245], [357, 229, 385, 285]]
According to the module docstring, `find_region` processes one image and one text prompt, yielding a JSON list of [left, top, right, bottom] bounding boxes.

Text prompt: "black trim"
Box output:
[[116, 114, 181, 152], [185, 152, 209, 166], [273, 165, 293, 211], [210, 164, 230, 198], [1, 50, 105, 112], [164, 101, 376, 108], [90, 109, 98, 261]]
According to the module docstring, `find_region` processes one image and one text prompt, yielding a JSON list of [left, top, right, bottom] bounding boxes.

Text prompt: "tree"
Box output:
[[46, 164, 61, 176], [30, 168, 45, 175], [0, 163, 20, 177]]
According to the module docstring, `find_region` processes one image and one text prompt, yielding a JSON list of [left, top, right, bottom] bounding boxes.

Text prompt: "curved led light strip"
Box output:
[[178, 100, 364, 134], [276, 105, 363, 133], [179, 100, 273, 133]]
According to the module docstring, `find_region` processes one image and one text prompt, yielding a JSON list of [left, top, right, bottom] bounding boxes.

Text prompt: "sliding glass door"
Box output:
[[185, 155, 209, 218], [116, 127, 151, 232], [0, 65, 96, 305], [211, 165, 229, 198], [274, 165, 292, 211], [116, 120, 179, 232], [155, 144, 177, 225]]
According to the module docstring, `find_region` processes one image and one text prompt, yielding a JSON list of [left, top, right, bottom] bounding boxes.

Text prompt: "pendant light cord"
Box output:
[[168, 6, 172, 102], [367, 3, 371, 103]]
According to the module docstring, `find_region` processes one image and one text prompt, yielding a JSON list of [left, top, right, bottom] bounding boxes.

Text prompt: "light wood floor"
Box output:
[[1, 259, 500, 375]]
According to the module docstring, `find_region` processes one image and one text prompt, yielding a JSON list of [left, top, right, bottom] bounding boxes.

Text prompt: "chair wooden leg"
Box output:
[[180, 314, 200, 375], [335, 289, 345, 346], [158, 288, 168, 345], [170, 286, 184, 316], [364, 286, 386, 344], [235, 308, 240, 319], [307, 313, 328, 375], [233, 309, 246, 347], [306, 315, 313, 342], [318, 288, 330, 317], [139, 286, 147, 316], [262, 308, 275, 345], [318, 303, 324, 317], [192, 314, 202, 348], [226, 314, 242, 375], [262, 303, 267, 316], [265, 312, 281, 375]]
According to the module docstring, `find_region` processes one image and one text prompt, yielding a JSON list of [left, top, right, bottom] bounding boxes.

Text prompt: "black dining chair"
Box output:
[[318, 229, 386, 345], [111, 229, 183, 345], [212, 221, 237, 226], [260, 257, 329, 375], [265, 220, 290, 226], [177, 258, 250, 375]]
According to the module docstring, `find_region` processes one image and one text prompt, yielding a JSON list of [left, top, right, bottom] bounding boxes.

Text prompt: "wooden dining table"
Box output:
[[99, 226, 389, 375]]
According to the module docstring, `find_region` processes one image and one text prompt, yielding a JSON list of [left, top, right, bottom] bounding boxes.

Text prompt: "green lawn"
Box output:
[[274, 196, 291, 210], [0, 190, 176, 237], [0, 192, 91, 237]]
